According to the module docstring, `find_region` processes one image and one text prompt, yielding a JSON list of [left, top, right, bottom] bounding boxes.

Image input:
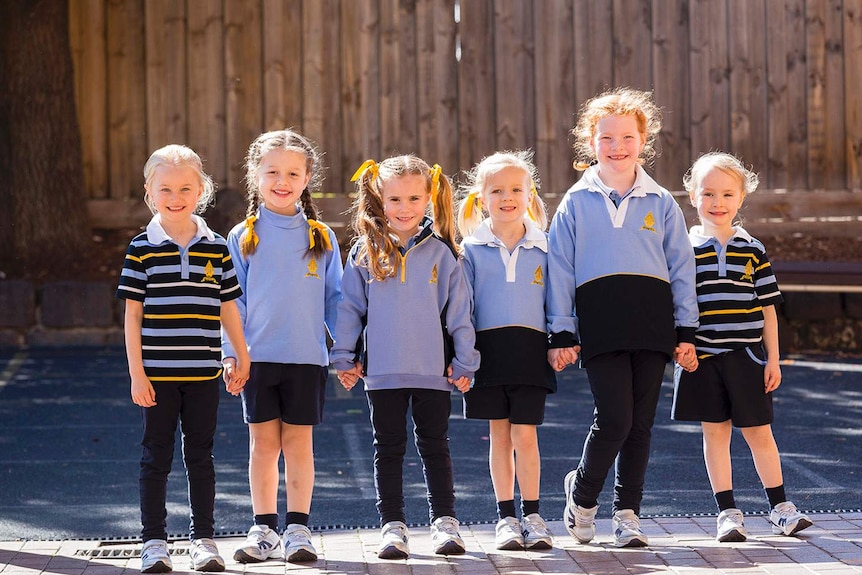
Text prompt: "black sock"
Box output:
[[521, 499, 540, 517], [765, 485, 786, 508], [497, 500, 517, 520], [714, 490, 736, 511], [285, 512, 310, 527], [254, 513, 279, 531]]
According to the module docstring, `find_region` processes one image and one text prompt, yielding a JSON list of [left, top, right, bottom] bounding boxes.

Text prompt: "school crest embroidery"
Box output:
[[740, 259, 754, 282], [429, 264, 438, 284], [305, 258, 320, 279], [201, 260, 218, 283], [640, 211, 657, 233], [532, 265, 544, 286]]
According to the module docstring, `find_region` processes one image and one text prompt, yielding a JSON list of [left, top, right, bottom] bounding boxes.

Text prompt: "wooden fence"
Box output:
[[69, 0, 862, 231]]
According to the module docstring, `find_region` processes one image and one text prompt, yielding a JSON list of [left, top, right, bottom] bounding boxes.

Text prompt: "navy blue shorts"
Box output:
[[672, 345, 774, 428], [463, 384, 548, 425], [240, 363, 327, 425]]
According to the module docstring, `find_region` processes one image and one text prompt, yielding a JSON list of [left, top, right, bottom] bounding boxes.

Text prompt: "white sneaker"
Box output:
[[430, 516, 466, 555], [282, 524, 317, 563], [141, 539, 172, 573], [377, 521, 409, 559], [716, 508, 747, 542], [495, 516, 524, 550], [233, 525, 284, 563], [612, 509, 648, 548], [769, 501, 813, 536], [521, 513, 553, 550], [563, 470, 597, 543], [189, 538, 225, 572]]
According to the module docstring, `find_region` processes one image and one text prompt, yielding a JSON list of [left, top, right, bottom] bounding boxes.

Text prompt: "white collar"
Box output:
[[688, 224, 753, 247], [463, 218, 547, 252], [573, 164, 664, 197], [146, 214, 215, 245]]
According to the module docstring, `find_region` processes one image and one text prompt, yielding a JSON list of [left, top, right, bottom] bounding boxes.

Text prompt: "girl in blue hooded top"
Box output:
[[332, 155, 479, 560], [456, 151, 555, 551]]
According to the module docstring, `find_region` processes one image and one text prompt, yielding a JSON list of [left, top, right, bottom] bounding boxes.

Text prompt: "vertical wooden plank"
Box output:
[[493, 0, 536, 152], [188, 1, 226, 189], [846, 0, 862, 188], [728, 0, 767, 171], [145, 0, 187, 150], [225, 1, 263, 190], [380, 0, 418, 157], [652, 0, 691, 190], [457, 0, 495, 170], [786, 0, 809, 188], [262, 0, 303, 131], [415, 0, 458, 172], [806, 0, 846, 188], [70, 0, 108, 200], [303, 0, 342, 191], [341, 0, 380, 190], [573, 0, 613, 108], [611, 0, 652, 91], [533, 0, 575, 196], [106, 0, 147, 200], [689, 0, 730, 158]]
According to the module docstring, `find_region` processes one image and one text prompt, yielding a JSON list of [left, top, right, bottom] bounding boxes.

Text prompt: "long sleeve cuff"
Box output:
[[676, 326, 697, 345], [549, 331, 579, 349]]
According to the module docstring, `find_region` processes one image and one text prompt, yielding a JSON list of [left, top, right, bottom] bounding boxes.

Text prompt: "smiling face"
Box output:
[[256, 148, 312, 216], [482, 165, 532, 228], [145, 164, 203, 225], [590, 113, 646, 185], [690, 167, 745, 235], [380, 174, 430, 245]]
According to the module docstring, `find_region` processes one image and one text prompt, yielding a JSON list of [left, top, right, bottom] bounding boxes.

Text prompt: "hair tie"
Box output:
[[350, 159, 379, 182], [464, 190, 482, 220], [307, 219, 333, 251], [429, 164, 442, 203], [242, 216, 259, 252]]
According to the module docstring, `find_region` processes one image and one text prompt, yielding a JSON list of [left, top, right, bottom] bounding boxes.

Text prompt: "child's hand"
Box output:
[[446, 365, 472, 393], [223, 357, 248, 396], [337, 362, 363, 390], [548, 346, 579, 372], [674, 343, 698, 372], [764, 360, 781, 393], [131, 374, 156, 407]]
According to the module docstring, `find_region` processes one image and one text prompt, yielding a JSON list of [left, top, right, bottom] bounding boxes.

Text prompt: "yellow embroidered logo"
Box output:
[[740, 259, 754, 281], [429, 264, 438, 284], [305, 258, 320, 279], [532, 265, 544, 286], [640, 211, 657, 233], [201, 260, 218, 283]]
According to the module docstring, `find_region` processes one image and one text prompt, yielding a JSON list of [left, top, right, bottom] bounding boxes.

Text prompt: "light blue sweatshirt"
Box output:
[[221, 205, 343, 366], [331, 219, 480, 391]]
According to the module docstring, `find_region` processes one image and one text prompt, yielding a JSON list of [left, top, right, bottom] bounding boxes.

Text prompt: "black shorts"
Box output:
[[240, 363, 327, 425], [463, 384, 548, 425], [671, 345, 774, 427]]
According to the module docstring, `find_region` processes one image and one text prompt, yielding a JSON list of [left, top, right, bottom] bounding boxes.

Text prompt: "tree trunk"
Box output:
[[0, 0, 90, 279]]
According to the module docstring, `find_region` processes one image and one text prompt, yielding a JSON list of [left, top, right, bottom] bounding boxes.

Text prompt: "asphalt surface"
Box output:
[[0, 347, 859, 541]]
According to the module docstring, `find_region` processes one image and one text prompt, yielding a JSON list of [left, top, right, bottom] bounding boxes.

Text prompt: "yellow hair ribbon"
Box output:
[[527, 180, 538, 221], [242, 216, 259, 252], [350, 159, 378, 182], [307, 219, 333, 251], [429, 164, 442, 203], [464, 190, 482, 220]]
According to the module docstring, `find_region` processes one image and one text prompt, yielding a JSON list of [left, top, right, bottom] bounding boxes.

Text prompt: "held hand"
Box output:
[[446, 365, 471, 393], [548, 346, 580, 372], [764, 360, 781, 393], [674, 343, 699, 372], [337, 362, 363, 391], [131, 374, 156, 407], [223, 357, 246, 396]]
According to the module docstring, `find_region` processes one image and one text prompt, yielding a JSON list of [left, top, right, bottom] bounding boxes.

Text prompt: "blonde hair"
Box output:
[[351, 155, 457, 282], [571, 87, 662, 171], [456, 150, 549, 237], [241, 129, 329, 258], [683, 151, 759, 201], [143, 144, 215, 215]]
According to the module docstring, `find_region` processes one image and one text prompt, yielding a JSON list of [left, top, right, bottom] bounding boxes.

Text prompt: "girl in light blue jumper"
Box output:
[[222, 129, 342, 564], [332, 156, 479, 560], [457, 151, 555, 551]]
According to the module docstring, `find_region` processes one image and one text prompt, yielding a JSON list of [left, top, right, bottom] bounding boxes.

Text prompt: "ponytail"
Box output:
[[428, 165, 458, 253]]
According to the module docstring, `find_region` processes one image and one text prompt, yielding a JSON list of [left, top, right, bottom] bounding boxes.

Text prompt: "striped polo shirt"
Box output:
[[689, 225, 783, 357], [117, 215, 242, 381]]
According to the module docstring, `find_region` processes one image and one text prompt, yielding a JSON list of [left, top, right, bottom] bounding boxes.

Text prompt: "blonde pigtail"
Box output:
[[240, 215, 259, 257], [456, 190, 483, 239], [430, 168, 458, 254], [528, 180, 549, 231], [351, 160, 398, 282]]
